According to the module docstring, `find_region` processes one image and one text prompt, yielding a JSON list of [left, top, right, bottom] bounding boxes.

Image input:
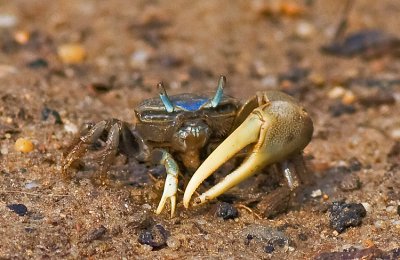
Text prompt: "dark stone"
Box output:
[[328, 201, 367, 233], [137, 224, 169, 249], [26, 58, 48, 69], [41, 107, 63, 124], [278, 67, 310, 83], [7, 204, 28, 216], [329, 102, 356, 117], [89, 82, 113, 93], [86, 225, 107, 242], [215, 202, 239, 220], [24, 227, 35, 233], [320, 29, 400, 58], [359, 90, 395, 107], [339, 175, 362, 192], [389, 248, 400, 258], [242, 224, 291, 252], [264, 244, 275, 253], [348, 157, 362, 172], [388, 141, 400, 166], [297, 232, 308, 241]]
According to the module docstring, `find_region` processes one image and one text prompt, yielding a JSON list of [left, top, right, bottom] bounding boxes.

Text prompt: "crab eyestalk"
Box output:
[[158, 82, 174, 112], [209, 75, 225, 108]]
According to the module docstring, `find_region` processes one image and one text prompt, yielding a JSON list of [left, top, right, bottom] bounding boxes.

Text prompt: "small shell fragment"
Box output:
[[57, 43, 87, 64], [14, 30, 30, 44], [15, 138, 34, 153]]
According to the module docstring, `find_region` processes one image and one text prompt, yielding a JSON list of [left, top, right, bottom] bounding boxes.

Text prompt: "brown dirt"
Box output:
[[0, 1, 399, 259]]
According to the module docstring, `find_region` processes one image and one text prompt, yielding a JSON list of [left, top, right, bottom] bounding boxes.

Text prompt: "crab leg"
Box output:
[[154, 149, 180, 217], [183, 101, 313, 208]]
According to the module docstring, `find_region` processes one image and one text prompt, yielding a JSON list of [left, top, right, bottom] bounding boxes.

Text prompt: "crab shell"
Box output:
[[134, 93, 239, 146]]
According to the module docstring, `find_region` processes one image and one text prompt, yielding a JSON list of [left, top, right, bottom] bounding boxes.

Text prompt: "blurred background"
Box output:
[[0, 0, 399, 259]]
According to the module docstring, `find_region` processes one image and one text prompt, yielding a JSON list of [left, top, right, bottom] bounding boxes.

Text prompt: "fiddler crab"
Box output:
[[63, 76, 313, 217]]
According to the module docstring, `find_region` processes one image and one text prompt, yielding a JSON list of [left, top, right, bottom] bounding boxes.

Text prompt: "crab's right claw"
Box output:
[[183, 100, 313, 208]]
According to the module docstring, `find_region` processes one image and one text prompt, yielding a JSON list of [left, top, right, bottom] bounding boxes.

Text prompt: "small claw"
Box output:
[[156, 173, 178, 218], [154, 149, 180, 218], [183, 99, 313, 208]]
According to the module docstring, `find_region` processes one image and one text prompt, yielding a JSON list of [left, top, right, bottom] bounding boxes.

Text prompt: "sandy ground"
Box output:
[[0, 0, 399, 259]]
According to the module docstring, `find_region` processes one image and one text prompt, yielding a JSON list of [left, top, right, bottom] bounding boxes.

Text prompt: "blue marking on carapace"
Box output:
[[174, 98, 209, 111]]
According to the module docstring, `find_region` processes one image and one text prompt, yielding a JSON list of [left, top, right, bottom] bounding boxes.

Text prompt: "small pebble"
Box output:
[[15, 138, 34, 153], [25, 181, 39, 189], [260, 75, 278, 88], [308, 72, 325, 86], [311, 189, 322, 198], [215, 202, 239, 220], [14, 30, 30, 44], [295, 21, 315, 39], [27, 58, 48, 69], [361, 202, 372, 213], [374, 220, 386, 229], [1, 146, 9, 155], [298, 232, 308, 241], [348, 157, 362, 172], [386, 206, 397, 213], [242, 224, 291, 252], [252, 60, 269, 77], [0, 64, 17, 78], [264, 244, 275, 253], [130, 50, 150, 69], [64, 123, 78, 134], [339, 175, 362, 191], [390, 129, 400, 140], [341, 91, 356, 105], [0, 14, 17, 28], [397, 205, 400, 216], [328, 201, 367, 233], [166, 237, 181, 250], [85, 225, 107, 242], [57, 43, 86, 64], [41, 107, 62, 124], [7, 203, 28, 216], [359, 90, 395, 107], [282, 3, 304, 16], [328, 86, 346, 99], [329, 102, 356, 117], [138, 224, 169, 249], [142, 203, 152, 210]]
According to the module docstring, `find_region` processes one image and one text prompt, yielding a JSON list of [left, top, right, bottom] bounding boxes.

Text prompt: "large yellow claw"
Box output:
[[183, 92, 313, 208]]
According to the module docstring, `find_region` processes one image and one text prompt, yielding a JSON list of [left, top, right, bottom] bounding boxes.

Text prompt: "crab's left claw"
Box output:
[[153, 149, 180, 218], [183, 99, 313, 208]]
